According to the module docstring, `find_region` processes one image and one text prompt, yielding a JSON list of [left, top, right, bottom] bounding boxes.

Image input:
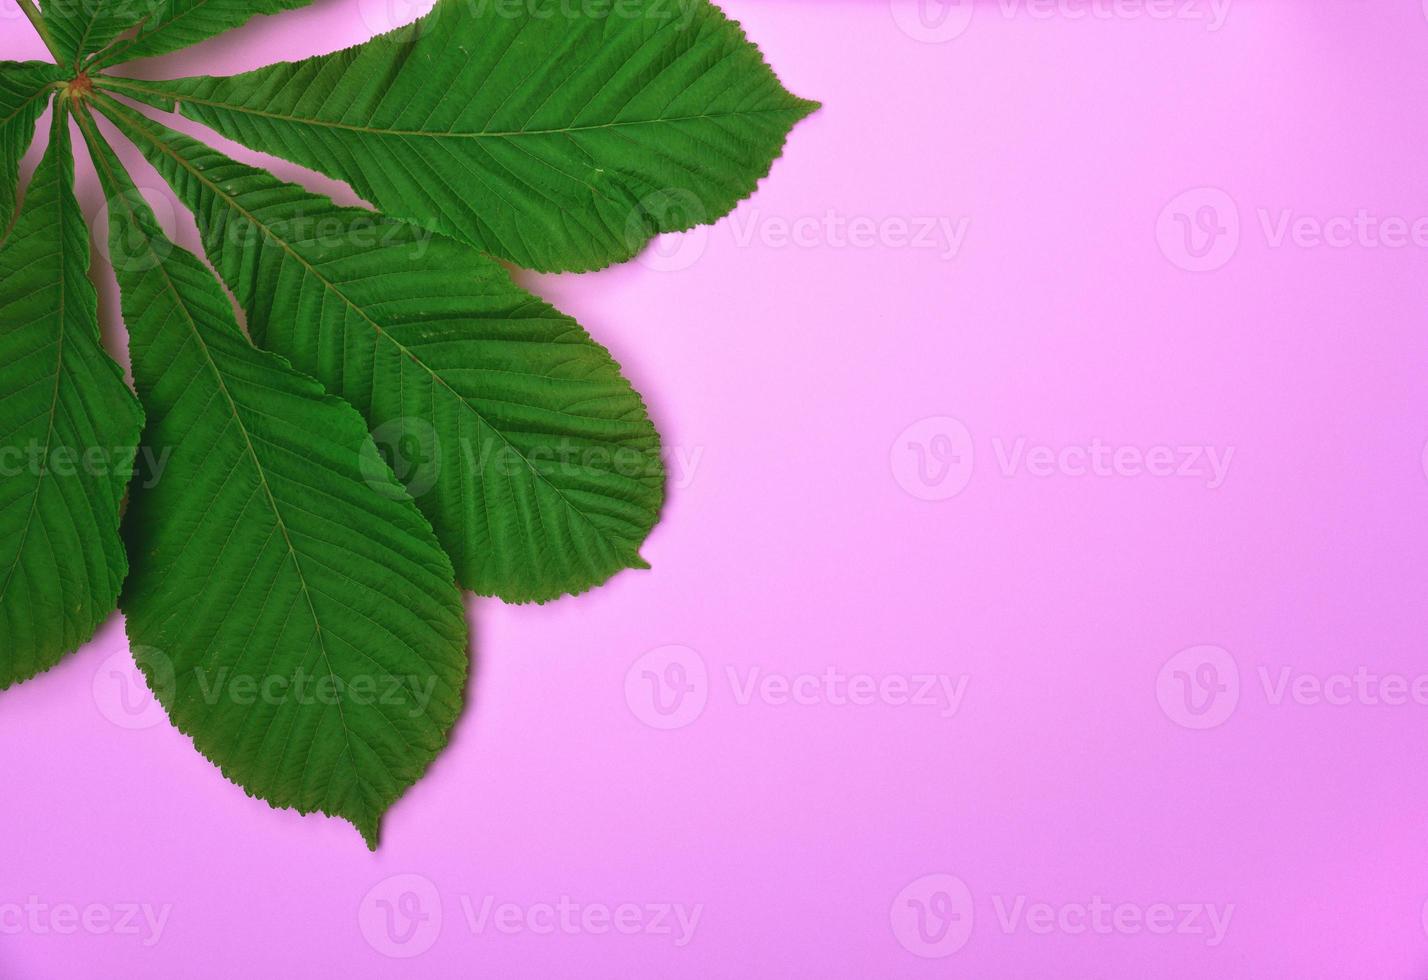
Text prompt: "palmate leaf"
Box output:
[[98, 95, 665, 603], [101, 0, 819, 272], [0, 108, 143, 689], [0, 61, 64, 235], [77, 111, 469, 848], [6, 0, 810, 845]]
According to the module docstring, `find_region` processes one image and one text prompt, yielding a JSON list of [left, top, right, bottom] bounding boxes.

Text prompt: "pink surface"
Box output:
[[3, 1, 1428, 976]]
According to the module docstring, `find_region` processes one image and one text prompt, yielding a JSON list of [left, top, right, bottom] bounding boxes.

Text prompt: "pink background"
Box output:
[[4, 0, 1428, 976]]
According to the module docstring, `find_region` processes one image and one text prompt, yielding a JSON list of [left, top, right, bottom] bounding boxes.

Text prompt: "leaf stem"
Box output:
[[17, 0, 65, 66]]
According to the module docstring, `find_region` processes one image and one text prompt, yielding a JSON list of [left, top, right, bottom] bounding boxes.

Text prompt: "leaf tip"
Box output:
[[354, 815, 382, 851]]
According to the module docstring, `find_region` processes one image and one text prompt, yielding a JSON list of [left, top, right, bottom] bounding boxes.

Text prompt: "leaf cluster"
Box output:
[[0, 0, 814, 847]]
